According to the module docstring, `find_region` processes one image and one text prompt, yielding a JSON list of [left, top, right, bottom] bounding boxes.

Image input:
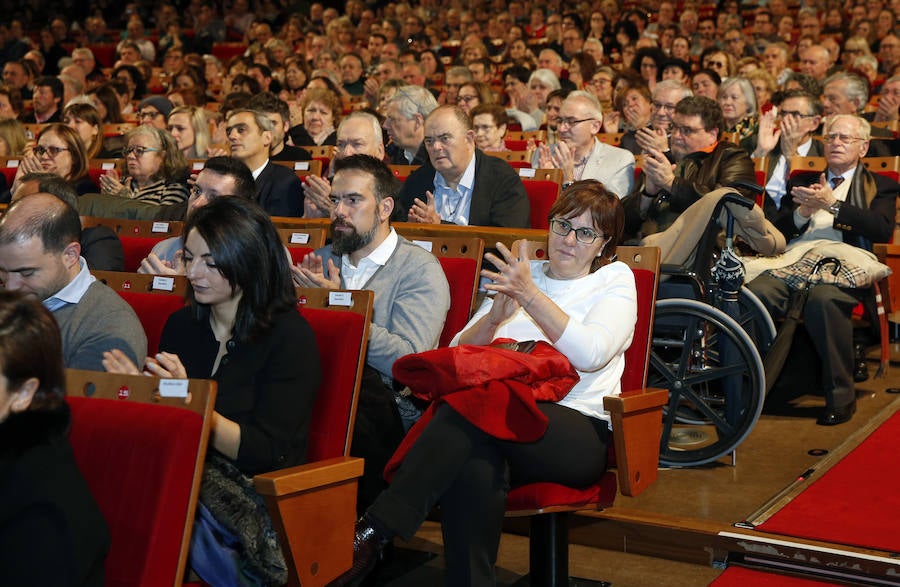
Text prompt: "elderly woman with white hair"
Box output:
[[718, 76, 758, 142], [528, 68, 561, 115]]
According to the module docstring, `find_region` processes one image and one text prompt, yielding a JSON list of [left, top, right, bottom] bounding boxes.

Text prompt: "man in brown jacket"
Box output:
[[623, 96, 756, 240]]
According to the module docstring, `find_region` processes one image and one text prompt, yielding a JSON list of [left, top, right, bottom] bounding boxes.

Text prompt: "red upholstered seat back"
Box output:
[[622, 268, 655, 392], [286, 246, 314, 265], [436, 257, 479, 347], [119, 237, 170, 272], [67, 397, 203, 587], [522, 179, 560, 230], [300, 306, 368, 461], [115, 291, 185, 356]]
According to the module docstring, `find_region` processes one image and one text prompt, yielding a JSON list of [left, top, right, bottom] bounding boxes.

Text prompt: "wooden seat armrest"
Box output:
[[602, 388, 668, 498], [254, 456, 363, 496], [253, 456, 363, 587]]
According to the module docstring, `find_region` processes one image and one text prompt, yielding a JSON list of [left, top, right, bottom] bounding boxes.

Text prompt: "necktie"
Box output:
[[830, 176, 844, 189]]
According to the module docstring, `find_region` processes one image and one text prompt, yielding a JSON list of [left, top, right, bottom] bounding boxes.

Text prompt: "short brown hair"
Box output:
[[548, 180, 624, 270]]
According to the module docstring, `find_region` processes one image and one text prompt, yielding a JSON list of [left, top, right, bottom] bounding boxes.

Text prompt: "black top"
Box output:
[[0, 409, 109, 587], [288, 125, 337, 147], [73, 175, 100, 196], [272, 144, 312, 162], [160, 307, 321, 475]]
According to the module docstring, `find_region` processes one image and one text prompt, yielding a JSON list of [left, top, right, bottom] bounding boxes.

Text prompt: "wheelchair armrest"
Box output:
[[603, 388, 668, 497]]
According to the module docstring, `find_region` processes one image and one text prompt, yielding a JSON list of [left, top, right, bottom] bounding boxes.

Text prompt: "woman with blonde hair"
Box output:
[[0, 118, 26, 157], [167, 105, 212, 159]]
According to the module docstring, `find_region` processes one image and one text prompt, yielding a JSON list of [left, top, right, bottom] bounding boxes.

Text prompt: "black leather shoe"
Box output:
[[817, 400, 857, 426], [328, 515, 391, 586], [854, 344, 870, 383]]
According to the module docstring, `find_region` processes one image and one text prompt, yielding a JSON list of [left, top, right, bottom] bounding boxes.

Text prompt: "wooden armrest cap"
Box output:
[[253, 456, 364, 496], [603, 388, 669, 414]]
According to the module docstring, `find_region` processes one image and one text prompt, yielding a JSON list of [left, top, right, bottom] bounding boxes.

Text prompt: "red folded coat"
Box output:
[[385, 340, 579, 481]]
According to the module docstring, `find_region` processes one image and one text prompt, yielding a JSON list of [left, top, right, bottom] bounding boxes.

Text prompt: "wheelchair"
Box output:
[[645, 191, 776, 467]]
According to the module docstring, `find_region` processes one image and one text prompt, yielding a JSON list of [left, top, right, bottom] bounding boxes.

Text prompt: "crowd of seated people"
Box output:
[[2, 0, 900, 582]]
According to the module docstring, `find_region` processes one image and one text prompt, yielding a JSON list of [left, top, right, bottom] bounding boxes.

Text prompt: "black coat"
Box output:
[[397, 149, 530, 227], [160, 307, 321, 475], [255, 160, 304, 217], [0, 409, 109, 586]]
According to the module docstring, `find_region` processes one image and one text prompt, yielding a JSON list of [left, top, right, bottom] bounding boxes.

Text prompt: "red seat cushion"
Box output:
[[67, 397, 203, 587], [506, 473, 618, 511], [299, 306, 368, 461]]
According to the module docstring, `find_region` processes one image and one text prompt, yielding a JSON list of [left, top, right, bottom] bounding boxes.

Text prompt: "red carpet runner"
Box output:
[[755, 409, 900, 552], [710, 567, 840, 586]]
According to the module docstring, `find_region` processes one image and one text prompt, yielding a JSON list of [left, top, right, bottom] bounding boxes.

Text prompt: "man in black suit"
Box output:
[[226, 109, 304, 217], [749, 114, 898, 426], [397, 105, 530, 227]]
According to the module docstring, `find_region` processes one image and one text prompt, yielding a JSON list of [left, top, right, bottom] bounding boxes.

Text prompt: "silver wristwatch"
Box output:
[[828, 201, 842, 216]]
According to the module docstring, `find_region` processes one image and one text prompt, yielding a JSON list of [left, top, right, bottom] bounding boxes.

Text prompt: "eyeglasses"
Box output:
[[557, 117, 595, 129], [651, 101, 677, 112], [549, 218, 604, 244], [705, 60, 726, 68], [456, 94, 478, 103], [823, 133, 864, 144], [33, 145, 69, 157], [778, 110, 817, 119], [138, 110, 163, 120], [123, 145, 161, 157], [671, 124, 708, 136]]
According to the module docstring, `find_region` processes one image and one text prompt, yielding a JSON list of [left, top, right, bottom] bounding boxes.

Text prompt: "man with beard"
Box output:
[[292, 154, 450, 511]]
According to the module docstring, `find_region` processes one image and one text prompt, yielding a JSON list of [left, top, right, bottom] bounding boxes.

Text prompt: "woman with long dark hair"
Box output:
[[104, 197, 321, 585]]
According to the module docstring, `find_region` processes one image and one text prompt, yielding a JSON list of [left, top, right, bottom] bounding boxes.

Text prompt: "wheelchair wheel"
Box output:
[[650, 299, 766, 467]]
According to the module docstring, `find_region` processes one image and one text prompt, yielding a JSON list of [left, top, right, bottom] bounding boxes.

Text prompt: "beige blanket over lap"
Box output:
[[641, 188, 786, 266]]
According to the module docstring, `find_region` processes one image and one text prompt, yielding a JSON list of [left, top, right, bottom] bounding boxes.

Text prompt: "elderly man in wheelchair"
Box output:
[[747, 114, 898, 426]]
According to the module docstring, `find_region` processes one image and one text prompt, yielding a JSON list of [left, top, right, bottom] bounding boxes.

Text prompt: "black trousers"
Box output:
[[369, 402, 610, 586], [350, 367, 406, 514], [748, 274, 859, 408]]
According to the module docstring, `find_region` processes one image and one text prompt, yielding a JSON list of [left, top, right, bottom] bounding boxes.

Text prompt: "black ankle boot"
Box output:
[[854, 343, 870, 383], [328, 514, 391, 586]]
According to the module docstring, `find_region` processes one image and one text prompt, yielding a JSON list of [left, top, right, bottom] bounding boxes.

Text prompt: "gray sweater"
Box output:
[[53, 281, 148, 371], [318, 235, 450, 383]]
